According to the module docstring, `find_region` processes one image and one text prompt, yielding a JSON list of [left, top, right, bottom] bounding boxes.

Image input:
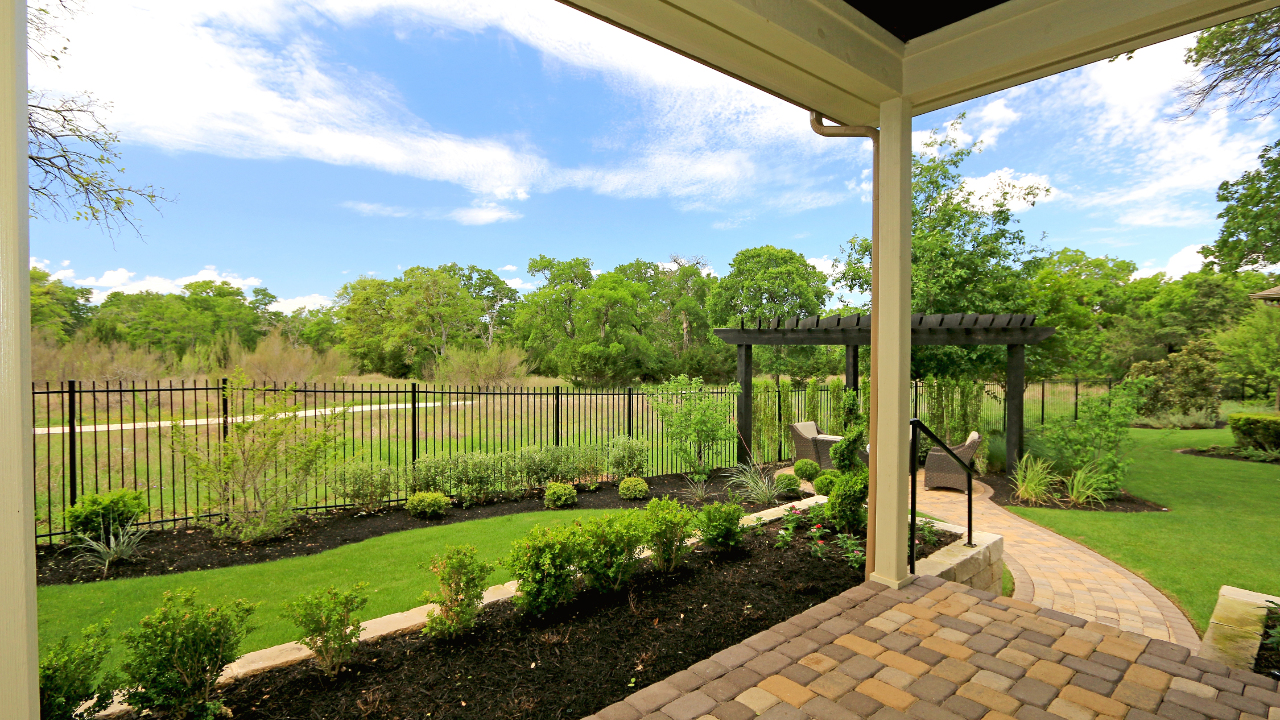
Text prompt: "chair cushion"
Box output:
[[791, 421, 819, 438]]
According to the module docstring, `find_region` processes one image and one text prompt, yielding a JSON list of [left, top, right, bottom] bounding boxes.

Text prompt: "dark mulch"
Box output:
[[979, 473, 1168, 513], [216, 520, 959, 720], [37, 467, 793, 587], [1179, 446, 1280, 464], [1257, 606, 1280, 677]]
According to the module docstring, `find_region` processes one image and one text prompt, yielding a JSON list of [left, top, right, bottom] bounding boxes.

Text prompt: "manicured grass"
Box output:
[[1001, 565, 1015, 598], [39, 508, 625, 667], [1006, 428, 1280, 631]]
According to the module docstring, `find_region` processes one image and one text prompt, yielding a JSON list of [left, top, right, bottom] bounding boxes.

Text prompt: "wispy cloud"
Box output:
[[270, 294, 331, 313], [448, 201, 522, 225], [1132, 244, 1209, 279]]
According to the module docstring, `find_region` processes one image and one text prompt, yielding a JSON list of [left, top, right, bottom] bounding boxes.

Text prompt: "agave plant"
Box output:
[[74, 522, 149, 578], [727, 463, 783, 506]]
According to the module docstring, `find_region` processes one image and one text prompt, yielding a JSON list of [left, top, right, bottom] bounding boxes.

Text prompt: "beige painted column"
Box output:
[[1, 0, 39, 717], [868, 96, 912, 589]]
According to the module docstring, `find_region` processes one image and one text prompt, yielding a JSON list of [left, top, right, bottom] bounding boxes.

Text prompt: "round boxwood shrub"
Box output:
[[1228, 413, 1280, 451], [827, 468, 869, 532], [792, 459, 821, 481], [813, 474, 836, 496], [543, 482, 578, 509], [618, 477, 649, 500], [775, 472, 801, 497], [64, 489, 148, 541], [405, 491, 449, 519]]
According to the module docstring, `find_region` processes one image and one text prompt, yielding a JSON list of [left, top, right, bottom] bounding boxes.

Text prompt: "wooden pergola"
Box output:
[[713, 312, 1055, 468]]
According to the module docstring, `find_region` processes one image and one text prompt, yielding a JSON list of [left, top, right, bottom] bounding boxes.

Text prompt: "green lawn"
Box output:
[[1006, 428, 1280, 631], [39, 508, 625, 667]]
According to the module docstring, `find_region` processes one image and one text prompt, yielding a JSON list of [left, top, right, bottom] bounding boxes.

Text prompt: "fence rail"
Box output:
[[35, 375, 1258, 541]]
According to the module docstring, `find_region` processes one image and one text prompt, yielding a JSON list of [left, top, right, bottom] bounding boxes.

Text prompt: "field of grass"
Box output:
[[1006, 428, 1280, 631], [38, 508, 624, 668]]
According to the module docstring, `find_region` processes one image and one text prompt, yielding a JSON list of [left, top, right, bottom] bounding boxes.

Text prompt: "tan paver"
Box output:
[[914, 475, 1199, 650]]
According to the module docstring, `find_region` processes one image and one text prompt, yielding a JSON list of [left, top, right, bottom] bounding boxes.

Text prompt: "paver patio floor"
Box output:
[[914, 474, 1199, 651], [585, 577, 1279, 720]]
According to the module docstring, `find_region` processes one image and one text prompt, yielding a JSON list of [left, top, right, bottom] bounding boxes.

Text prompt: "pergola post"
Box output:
[[1006, 344, 1026, 471], [845, 345, 858, 393], [736, 344, 752, 465], [869, 96, 913, 589], [1, 0, 40, 715]]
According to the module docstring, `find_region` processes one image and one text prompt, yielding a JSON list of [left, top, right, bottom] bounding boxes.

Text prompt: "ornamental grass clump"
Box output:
[[575, 514, 647, 591], [695, 502, 745, 550], [74, 521, 148, 579], [618, 477, 649, 500], [1012, 455, 1057, 505], [422, 545, 494, 637], [405, 491, 450, 519], [1063, 461, 1109, 506], [121, 589, 256, 720], [505, 524, 580, 614], [39, 621, 117, 720], [543, 481, 577, 508], [645, 497, 696, 572], [281, 584, 369, 677], [727, 462, 782, 506]]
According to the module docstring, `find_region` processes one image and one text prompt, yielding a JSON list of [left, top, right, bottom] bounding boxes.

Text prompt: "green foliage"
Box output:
[[920, 377, 985, 448], [1207, 137, 1280, 273], [805, 377, 822, 424], [833, 533, 866, 569], [680, 475, 713, 503], [505, 524, 580, 614], [422, 545, 493, 637], [829, 434, 864, 473], [728, 463, 784, 506], [574, 514, 647, 591], [1215, 304, 1280, 406], [793, 459, 821, 481], [644, 497, 696, 572], [827, 469, 869, 533], [30, 267, 93, 344], [281, 583, 369, 677], [752, 378, 796, 462], [74, 521, 148, 579], [1034, 380, 1145, 499], [121, 589, 256, 720], [64, 488, 148, 541], [1181, 9, 1280, 119], [775, 472, 802, 497], [915, 518, 940, 546], [618, 477, 649, 500], [1228, 413, 1280, 451], [608, 437, 648, 479], [1063, 462, 1109, 507], [334, 462, 399, 513], [827, 378, 846, 435], [173, 371, 344, 542], [813, 473, 836, 497], [1129, 340, 1223, 420], [695, 502, 745, 550], [405, 491, 450, 519], [411, 452, 520, 507], [647, 375, 737, 474], [1012, 456, 1057, 505], [89, 281, 272, 361], [543, 482, 578, 509], [40, 621, 117, 720]]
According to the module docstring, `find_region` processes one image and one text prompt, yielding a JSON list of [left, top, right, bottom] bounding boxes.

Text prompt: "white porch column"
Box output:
[[1, 0, 39, 717], [868, 96, 912, 589]]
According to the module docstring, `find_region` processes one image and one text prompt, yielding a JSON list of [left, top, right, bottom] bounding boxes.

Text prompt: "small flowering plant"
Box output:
[[834, 533, 866, 569]]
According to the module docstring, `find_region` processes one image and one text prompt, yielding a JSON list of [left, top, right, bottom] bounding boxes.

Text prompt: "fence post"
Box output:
[[411, 382, 418, 463], [626, 387, 634, 438], [1073, 377, 1079, 421], [1040, 380, 1045, 425], [67, 380, 77, 508], [220, 377, 229, 440], [776, 383, 782, 462], [554, 385, 561, 447]]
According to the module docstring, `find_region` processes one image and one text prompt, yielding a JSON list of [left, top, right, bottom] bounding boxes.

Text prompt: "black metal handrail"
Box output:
[[908, 418, 977, 574]]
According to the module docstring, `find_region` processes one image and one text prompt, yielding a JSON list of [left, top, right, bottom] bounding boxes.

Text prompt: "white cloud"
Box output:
[[498, 264, 518, 272], [962, 168, 1056, 213], [269, 293, 331, 313], [1132, 244, 1209, 279], [971, 98, 1020, 147], [712, 213, 753, 230], [807, 255, 843, 277], [77, 265, 262, 303], [503, 276, 538, 291], [341, 201, 417, 218], [448, 201, 522, 225]]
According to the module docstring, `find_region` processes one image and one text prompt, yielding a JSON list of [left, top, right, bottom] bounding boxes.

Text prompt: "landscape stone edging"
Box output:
[[1198, 584, 1280, 671], [913, 518, 1005, 595]]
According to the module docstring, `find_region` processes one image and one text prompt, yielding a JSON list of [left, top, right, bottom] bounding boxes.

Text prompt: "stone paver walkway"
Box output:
[[585, 577, 1280, 720], [915, 475, 1199, 651]]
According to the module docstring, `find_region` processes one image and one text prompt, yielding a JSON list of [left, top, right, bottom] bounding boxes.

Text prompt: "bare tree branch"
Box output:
[[1178, 8, 1280, 120]]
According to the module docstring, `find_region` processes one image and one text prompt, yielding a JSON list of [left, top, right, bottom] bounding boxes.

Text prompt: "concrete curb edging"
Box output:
[[1198, 584, 1279, 671]]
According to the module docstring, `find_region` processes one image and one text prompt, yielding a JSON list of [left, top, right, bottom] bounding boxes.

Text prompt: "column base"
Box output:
[[868, 571, 916, 590]]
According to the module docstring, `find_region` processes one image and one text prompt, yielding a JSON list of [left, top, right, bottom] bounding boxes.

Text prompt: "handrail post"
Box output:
[[909, 419, 919, 574], [966, 467, 975, 548]]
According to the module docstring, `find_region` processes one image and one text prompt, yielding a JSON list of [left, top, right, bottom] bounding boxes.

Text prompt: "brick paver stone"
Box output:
[[879, 667, 920, 689], [1009, 677, 1059, 708], [758, 675, 817, 708], [1115, 683, 1165, 713], [958, 682, 1022, 715], [710, 701, 754, 720], [735, 687, 780, 715], [810, 669, 861, 700], [662, 692, 718, 720], [1027, 660, 1074, 688], [860, 678, 920, 711]]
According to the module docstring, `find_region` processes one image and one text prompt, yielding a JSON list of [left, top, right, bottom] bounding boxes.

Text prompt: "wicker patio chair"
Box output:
[[923, 431, 981, 491], [789, 421, 846, 470]]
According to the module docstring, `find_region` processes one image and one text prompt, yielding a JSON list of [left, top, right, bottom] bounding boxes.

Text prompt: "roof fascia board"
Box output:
[[556, 0, 903, 126], [904, 0, 1280, 114]]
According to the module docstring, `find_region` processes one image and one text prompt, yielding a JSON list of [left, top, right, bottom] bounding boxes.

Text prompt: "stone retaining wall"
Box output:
[[913, 519, 1004, 595], [1199, 585, 1280, 671]]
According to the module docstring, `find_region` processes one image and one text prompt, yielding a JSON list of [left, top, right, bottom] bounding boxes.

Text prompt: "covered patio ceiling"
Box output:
[[555, 0, 1278, 126]]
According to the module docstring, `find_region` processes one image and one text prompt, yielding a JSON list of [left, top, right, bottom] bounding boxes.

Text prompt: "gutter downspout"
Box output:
[[809, 112, 881, 576]]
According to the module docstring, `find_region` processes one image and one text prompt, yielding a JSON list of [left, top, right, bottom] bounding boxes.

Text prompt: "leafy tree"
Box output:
[[89, 281, 272, 360], [1205, 140, 1280, 272], [1179, 8, 1280, 118], [439, 263, 518, 347], [512, 255, 595, 378], [1128, 340, 1223, 420], [1214, 302, 1280, 410], [646, 374, 738, 474], [30, 266, 91, 343]]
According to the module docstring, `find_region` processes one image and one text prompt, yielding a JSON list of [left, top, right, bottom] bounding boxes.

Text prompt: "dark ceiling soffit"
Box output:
[[712, 312, 1054, 346], [842, 0, 1012, 42]]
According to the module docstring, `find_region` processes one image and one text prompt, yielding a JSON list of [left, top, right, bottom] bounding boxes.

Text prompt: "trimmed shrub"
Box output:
[[696, 502, 745, 550], [40, 621, 117, 720], [575, 514, 647, 591], [406, 491, 450, 519], [334, 463, 398, 513], [645, 497, 696, 572], [121, 589, 256, 720], [793, 459, 821, 481], [1229, 413, 1280, 451], [829, 435, 864, 472], [813, 474, 836, 497], [775, 472, 802, 497], [422, 545, 493, 637], [280, 584, 369, 677], [505, 524, 580, 614], [618, 477, 649, 500], [544, 482, 578, 508], [64, 489, 148, 541], [827, 469, 869, 533], [608, 437, 648, 479]]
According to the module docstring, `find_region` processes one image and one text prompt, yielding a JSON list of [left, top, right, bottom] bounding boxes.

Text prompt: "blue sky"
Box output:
[[28, 1, 1278, 312]]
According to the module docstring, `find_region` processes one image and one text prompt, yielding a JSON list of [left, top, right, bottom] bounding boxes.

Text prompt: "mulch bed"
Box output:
[[1257, 606, 1280, 677], [1179, 447, 1280, 464], [37, 466, 794, 587], [216, 518, 959, 720], [978, 473, 1168, 513]]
